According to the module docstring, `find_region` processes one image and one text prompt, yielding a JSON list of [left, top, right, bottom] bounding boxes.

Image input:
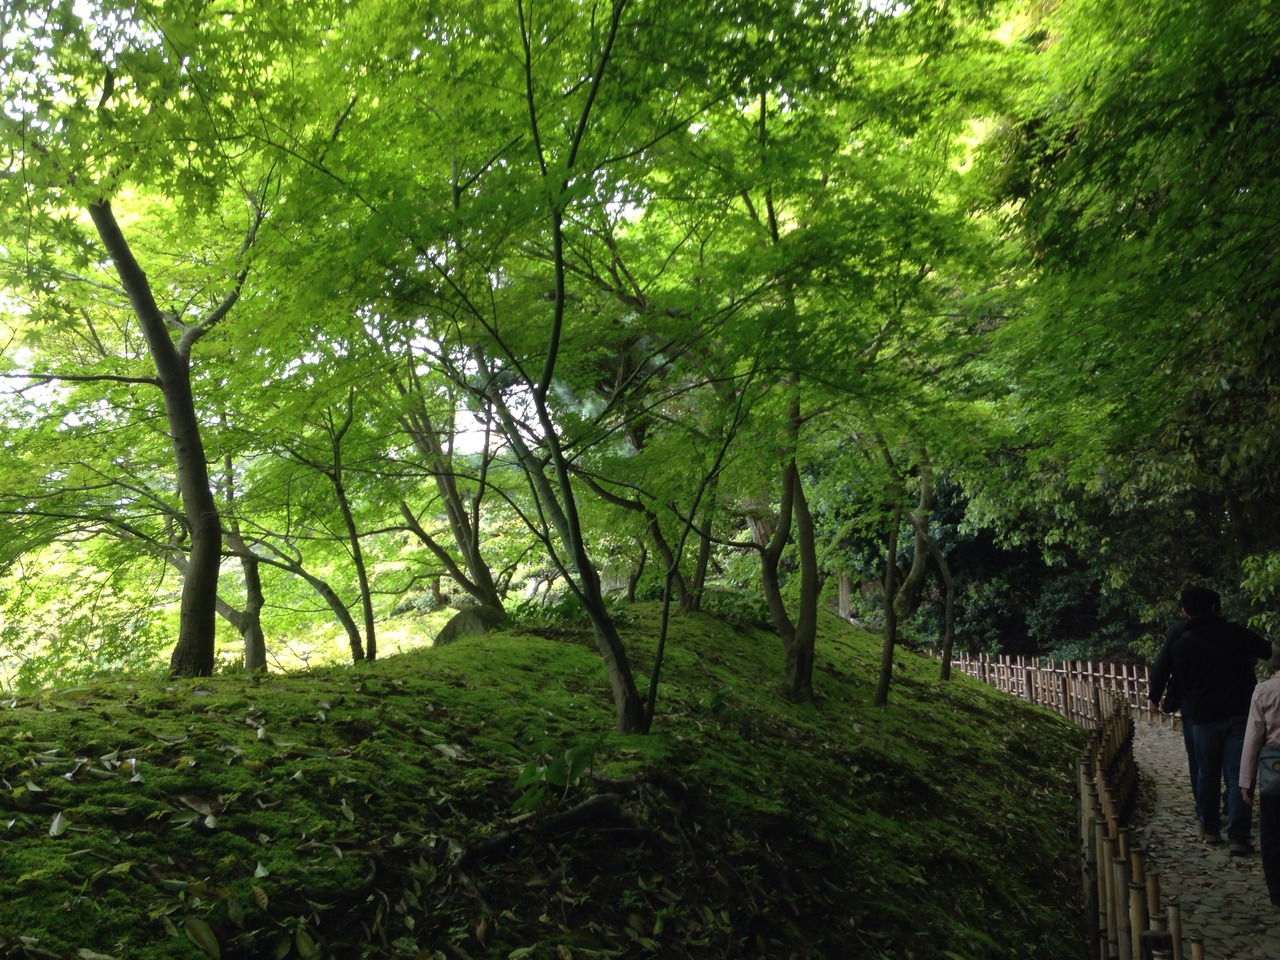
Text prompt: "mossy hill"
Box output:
[[0, 606, 1088, 959]]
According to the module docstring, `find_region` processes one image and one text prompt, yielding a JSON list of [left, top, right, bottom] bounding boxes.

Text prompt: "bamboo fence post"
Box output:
[[1128, 880, 1147, 960], [1096, 817, 1112, 957], [1187, 936, 1203, 960], [1139, 929, 1175, 960], [1112, 857, 1133, 960], [1167, 902, 1183, 960], [1082, 799, 1100, 952], [1145, 871, 1161, 928]]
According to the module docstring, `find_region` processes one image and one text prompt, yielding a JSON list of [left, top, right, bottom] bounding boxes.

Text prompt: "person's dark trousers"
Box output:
[[1193, 715, 1252, 841], [1263, 793, 1280, 907], [1181, 702, 1199, 803], [1177, 706, 1228, 819]]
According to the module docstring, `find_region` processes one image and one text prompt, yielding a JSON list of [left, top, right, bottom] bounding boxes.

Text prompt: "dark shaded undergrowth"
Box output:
[[0, 606, 1088, 959]]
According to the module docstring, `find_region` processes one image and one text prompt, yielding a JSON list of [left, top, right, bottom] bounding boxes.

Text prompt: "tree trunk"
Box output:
[[231, 534, 268, 672], [328, 395, 375, 661], [220, 540, 365, 662], [647, 517, 690, 610], [88, 199, 221, 677], [626, 539, 647, 602], [167, 542, 263, 671], [751, 458, 817, 703], [398, 396, 503, 609], [784, 462, 818, 702], [486, 368, 645, 732], [752, 492, 793, 650], [586, 606, 646, 733], [838, 570, 855, 621], [474, 0, 643, 732], [894, 458, 935, 621], [219, 433, 266, 672], [931, 537, 957, 681], [874, 502, 903, 708], [689, 481, 718, 613]]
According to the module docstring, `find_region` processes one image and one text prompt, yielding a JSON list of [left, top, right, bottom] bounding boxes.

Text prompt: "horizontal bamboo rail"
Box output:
[[950, 652, 1179, 730], [954, 654, 1205, 959]]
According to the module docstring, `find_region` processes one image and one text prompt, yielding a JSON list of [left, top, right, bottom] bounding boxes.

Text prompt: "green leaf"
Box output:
[[183, 917, 220, 959], [295, 927, 319, 959], [513, 759, 545, 790]]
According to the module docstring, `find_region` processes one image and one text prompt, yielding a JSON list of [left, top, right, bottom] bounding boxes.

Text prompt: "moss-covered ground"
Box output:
[[1, 606, 1088, 959]]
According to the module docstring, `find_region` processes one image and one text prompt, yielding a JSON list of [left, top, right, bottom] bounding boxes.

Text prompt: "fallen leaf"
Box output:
[[176, 795, 219, 816], [295, 928, 319, 959], [49, 811, 67, 837], [184, 917, 220, 959]]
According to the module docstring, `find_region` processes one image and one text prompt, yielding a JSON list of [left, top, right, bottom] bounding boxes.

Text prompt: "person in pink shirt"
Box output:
[[1242, 644, 1280, 907]]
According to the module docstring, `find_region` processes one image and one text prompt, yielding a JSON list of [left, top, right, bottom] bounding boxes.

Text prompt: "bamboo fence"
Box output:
[[950, 653, 1180, 730], [952, 654, 1203, 959]]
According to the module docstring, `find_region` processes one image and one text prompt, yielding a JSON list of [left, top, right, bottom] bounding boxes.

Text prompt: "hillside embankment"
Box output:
[[1, 608, 1088, 959]]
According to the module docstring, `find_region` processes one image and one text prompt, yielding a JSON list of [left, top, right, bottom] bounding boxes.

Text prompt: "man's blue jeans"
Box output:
[[1193, 715, 1251, 841], [1181, 701, 1199, 803]]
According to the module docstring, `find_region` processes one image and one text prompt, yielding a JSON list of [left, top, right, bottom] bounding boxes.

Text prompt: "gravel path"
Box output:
[[1131, 720, 1280, 958]]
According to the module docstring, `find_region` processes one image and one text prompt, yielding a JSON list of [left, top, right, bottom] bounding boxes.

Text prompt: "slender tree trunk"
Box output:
[[88, 199, 221, 676], [311, 574, 366, 663], [626, 539, 647, 601], [838, 570, 854, 621], [167, 543, 262, 671], [646, 517, 690, 610], [894, 458, 935, 621], [689, 481, 717, 613], [874, 503, 902, 708], [487, 375, 644, 732], [219, 430, 266, 672], [751, 457, 817, 703], [931, 538, 957, 681], [476, 0, 644, 732], [399, 400, 503, 609], [785, 463, 818, 702], [219, 541, 365, 662], [752, 494, 793, 649], [229, 532, 268, 672], [327, 396, 375, 661]]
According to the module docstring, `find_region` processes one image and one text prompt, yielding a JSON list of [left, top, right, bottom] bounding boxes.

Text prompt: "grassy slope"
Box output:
[[0, 606, 1088, 960]]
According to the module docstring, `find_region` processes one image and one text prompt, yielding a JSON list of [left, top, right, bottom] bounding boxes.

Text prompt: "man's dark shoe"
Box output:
[[1200, 828, 1223, 844], [1228, 841, 1254, 856]]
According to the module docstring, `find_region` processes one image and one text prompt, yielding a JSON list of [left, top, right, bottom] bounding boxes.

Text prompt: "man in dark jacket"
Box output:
[[1149, 585, 1221, 806], [1172, 583, 1271, 854]]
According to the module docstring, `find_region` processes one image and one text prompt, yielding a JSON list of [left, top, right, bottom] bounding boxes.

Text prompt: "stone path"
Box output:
[[1131, 720, 1280, 958]]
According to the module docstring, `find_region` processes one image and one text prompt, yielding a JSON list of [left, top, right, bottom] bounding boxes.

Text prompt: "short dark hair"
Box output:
[[1180, 584, 1220, 616]]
